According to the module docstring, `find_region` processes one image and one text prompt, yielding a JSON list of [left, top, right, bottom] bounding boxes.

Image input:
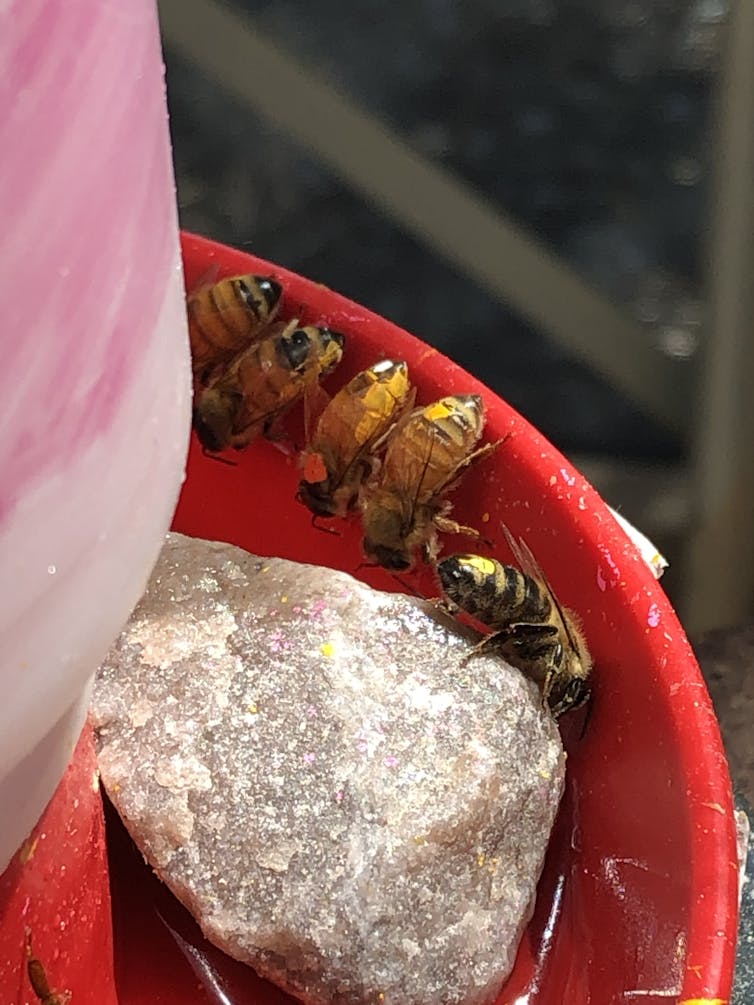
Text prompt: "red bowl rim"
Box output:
[[180, 230, 739, 1000]]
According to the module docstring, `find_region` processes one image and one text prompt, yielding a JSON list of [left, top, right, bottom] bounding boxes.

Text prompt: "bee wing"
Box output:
[[303, 381, 332, 447], [502, 524, 581, 652], [339, 384, 418, 487], [271, 317, 301, 340], [187, 263, 222, 296], [370, 385, 418, 451], [390, 419, 444, 526]]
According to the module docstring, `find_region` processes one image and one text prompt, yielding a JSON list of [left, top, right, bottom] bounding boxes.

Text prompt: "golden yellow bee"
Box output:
[[297, 359, 414, 518], [25, 929, 71, 1005], [360, 394, 501, 571], [193, 320, 345, 453], [187, 273, 282, 382], [437, 527, 592, 717]]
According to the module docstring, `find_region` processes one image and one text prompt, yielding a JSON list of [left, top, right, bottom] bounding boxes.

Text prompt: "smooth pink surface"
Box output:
[[0, 0, 191, 870], [0, 0, 176, 515]]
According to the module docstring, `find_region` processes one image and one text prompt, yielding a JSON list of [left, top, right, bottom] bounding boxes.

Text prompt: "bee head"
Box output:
[[297, 479, 337, 517], [362, 540, 412, 571], [317, 328, 346, 373], [362, 500, 413, 571], [193, 389, 239, 453], [547, 675, 591, 719], [280, 326, 313, 370]]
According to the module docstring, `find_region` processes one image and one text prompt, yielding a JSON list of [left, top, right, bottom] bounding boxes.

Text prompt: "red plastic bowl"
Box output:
[[108, 232, 738, 1004]]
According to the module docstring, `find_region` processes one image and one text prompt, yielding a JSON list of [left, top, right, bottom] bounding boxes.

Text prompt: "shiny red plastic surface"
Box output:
[[108, 232, 738, 1004], [0, 725, 116, 1004]]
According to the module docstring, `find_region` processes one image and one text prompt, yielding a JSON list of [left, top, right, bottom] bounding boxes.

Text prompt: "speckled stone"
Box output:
[[92, 533, 565, 1005]]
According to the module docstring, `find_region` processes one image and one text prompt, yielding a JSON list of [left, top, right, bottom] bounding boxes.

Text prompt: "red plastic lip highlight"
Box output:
[[0, 725, 116, 1005], [111, 231, 737, 1004]]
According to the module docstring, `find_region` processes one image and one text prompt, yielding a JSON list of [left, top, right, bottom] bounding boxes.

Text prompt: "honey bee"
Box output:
[[360, 394, 502, 571], [25, 929, 71, 1005], [193, 320, 345, 453], [437, 526, 592, 717], [297, 359, 414, 518], [187, 273, 283, 382]]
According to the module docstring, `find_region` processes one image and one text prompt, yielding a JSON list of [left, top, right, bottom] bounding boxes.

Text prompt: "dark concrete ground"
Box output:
[[695, 626, 753, 1003], [165, 0, 721, 462], [696, 626, 754, 808]]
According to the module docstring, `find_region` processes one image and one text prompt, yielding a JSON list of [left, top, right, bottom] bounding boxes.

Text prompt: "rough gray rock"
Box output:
[[92, 533, 565, 1005]]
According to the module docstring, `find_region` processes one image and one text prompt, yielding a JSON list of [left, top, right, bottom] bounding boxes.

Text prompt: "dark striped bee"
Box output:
[[437, 527, 592, 717], [360, 394, 502, 571], [187, 273, 282, 383], [194, 320, 345, 453], [298, 359, 414, 518]]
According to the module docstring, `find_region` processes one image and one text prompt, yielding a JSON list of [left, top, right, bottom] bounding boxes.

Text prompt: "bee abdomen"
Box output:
[[438, 555, 551, 628], [438, 555, 509, 621], [519, 570, 551, 622], [188, 275, 283, 364], [420, 394, 484, 450]]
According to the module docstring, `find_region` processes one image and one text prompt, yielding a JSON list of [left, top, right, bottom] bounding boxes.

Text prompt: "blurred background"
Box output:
[[157, 0, 754, 638]]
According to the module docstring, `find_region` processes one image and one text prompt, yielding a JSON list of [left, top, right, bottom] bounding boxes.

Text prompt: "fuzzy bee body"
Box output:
[[187, 273, 282, 381], [194, 321, 345, 453], [298, 359, 414, 518], [438, 530, 592, 718], [361, 394, 500, 571], [445, 554, 551, 630]]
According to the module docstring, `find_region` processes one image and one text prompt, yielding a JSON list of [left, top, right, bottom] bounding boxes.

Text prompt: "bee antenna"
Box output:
[[311, 514, 340, 537], [201, 447, 237, 467], [578, 691, 594, 741], [355, 560, 379, 574], [390, 572, 424, 598]]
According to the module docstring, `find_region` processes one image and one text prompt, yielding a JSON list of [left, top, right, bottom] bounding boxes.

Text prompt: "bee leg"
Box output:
[[463, 620, 557, 664], [450, 434, 511, 479], [549, 679, 592, 720], [463, 433, 511, 467], [434, 515, 485, 541], [542, 667, 556, 712], [459, 630, 509, 666], [429, 596, 457, 617], [26, 929, 54, 1003], [25, 929, 71, 1005], [434, 434, 512, 503]]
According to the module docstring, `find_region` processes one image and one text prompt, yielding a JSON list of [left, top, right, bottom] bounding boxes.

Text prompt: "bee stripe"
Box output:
[[189, 300, 225, 355], [424, 401, 455, 422], [208, 284, 239, 340], [500, 566, 525, 610], [523, 572, 551, 619], [234, 279, 264, 320], [465, 555, 497, 577]]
